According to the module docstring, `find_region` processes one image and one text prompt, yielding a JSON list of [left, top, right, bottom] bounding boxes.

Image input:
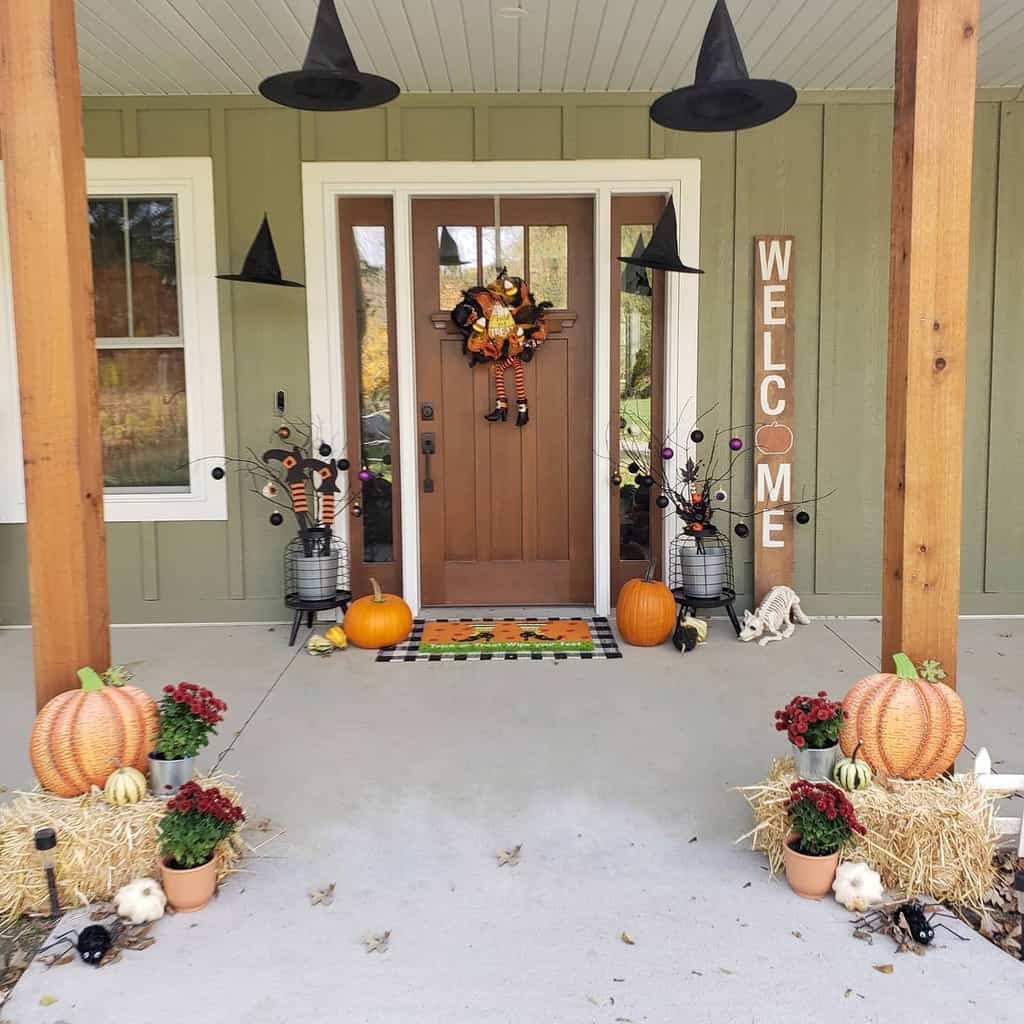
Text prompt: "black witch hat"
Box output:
[[650, 0, 796, 133], [439, 226, 470, 267], [259, 0, 401, 112], [618, 198, 702, 275], [216, 215, 304, 288], [621, 235, 653, 296]]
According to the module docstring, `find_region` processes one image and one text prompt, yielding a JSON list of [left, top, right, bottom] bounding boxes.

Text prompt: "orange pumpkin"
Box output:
[[30, 667, 158, 797], [838, 653, 966, 779], [615, 561, 677, 646], [343, 577, 413, 649]]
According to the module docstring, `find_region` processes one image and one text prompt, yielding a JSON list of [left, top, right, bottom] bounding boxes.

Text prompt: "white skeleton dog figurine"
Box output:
[[738, 586, 810, 646]]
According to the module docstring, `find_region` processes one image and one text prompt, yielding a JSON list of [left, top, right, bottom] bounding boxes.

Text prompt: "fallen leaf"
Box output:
[[363, 930, 391, 954], [691, 970, 703, 976], [978, 910, 998, 939], [873, 963, 894, 974], [852, 928, 874, 944], [89, 903, 115, 921], [41, 952, 75, 969], [612, 978, 625, 983], [100, 948, 123, 968], [586, 996, 600, 1007], [620, 932, 635, 946], [791, 931, 802, 939], [309, 883, 336, 907], [39, 995, 58, 1006], [249, 817, 274, 832], [688, 836, 698, 844], [719, 968, 734, 975], [742, 882, 751, 889], [496, 844, 522, 867]]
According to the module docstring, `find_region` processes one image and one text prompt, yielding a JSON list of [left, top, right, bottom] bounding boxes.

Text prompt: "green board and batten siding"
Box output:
[[0, 92, 1020, 623]]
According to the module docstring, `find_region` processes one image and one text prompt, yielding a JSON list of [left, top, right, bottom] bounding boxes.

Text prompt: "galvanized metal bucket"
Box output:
[[293, 552, 340, 601], [148, 752, 196, 797], [791, 743, 838, 782], [680, 546, 727, 598]]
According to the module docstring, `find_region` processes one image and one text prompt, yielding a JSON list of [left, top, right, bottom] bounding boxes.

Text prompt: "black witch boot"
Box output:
[[515, 399, 529, 427], [484, 400, 508, 423]]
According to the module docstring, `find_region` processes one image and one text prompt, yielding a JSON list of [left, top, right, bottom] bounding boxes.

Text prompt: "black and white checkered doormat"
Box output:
[[375, 617, 623, 663]]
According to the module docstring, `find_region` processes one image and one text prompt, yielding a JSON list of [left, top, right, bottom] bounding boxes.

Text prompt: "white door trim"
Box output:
[[301, 160, 701, 615]]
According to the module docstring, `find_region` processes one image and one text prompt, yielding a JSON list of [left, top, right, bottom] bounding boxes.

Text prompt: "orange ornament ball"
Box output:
[[344, 578, 413, 649], [615, 561, 676, 647]]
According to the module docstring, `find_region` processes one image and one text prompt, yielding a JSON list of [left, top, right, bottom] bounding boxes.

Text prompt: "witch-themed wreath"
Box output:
[[450, 269, 552, 427]]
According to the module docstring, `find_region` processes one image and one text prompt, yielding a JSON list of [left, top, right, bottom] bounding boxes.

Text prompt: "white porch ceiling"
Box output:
[[75, 0, 1024, 97]]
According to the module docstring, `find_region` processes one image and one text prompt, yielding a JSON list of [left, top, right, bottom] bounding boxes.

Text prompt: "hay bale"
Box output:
[[0, 775, 245, 922], [736, 758, 1000, 909]]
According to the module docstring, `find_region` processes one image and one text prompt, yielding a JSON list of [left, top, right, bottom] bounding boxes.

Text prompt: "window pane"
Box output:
[[438, 226, 477, 311], [89, 199, 129, 338], [98, 348, 189, 490], [128, 198, 180, 337], [618, 224, 654, 562], [353, 226, 394, 563], [482, 225, 524, 282], [528, 225, 568, 308]]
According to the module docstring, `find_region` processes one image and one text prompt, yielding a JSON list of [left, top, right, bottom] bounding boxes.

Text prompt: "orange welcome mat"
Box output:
[[375, 617, 622, 662]]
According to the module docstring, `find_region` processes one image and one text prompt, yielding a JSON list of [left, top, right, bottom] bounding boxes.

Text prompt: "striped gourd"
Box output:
[[832, 740, 873, 791], [104, 766, 148, 805], [838, 653, 966, 780], [30, 668, 158, 797]]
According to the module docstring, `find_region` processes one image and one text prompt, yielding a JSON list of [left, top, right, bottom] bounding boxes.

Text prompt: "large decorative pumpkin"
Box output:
[[343, 578, 413, 649], [615, 561, 676, 647], [30, 667, 158, 797], [838, 653, 966, 780]]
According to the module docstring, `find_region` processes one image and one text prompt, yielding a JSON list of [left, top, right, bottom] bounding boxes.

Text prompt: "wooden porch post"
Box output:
[[882, 0, 980, 688], [0, 0, 111, 707]]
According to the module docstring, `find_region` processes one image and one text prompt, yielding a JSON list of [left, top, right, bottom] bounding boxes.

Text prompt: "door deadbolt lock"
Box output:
[[420, 402, 435, 421]]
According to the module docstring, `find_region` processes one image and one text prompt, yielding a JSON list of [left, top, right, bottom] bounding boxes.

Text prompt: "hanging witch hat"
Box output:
[[259, 0, 401, 112], [650, 0, 796, 133], [621, 235, 653, 295], [618, 198, 702, 275], [439, 226, 470, 267], [216, 215, 304, 288]]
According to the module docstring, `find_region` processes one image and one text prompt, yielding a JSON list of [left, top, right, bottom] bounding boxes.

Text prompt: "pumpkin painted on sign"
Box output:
[[30, 668, 158, 797], [838, 653, 966, 780], [615, 561, 677, 647], [343, 578, 413, 649]]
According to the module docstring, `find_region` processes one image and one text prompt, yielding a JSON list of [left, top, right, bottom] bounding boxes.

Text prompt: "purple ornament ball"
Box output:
[[358, 468, 373, 482], [728, 437, 743, 451], [660, 446, 674, 460]]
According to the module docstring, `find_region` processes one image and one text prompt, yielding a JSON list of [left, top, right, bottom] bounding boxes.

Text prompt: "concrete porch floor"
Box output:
[[0, 618, 1021, 1023]]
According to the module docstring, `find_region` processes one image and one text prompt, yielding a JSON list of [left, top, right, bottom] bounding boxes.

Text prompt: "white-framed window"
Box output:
[[0, 158, 226, 522]]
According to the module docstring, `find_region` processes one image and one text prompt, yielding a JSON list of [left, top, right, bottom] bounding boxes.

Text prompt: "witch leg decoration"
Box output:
[[511, 357, 528, 427], [484, 360, 509, 422]]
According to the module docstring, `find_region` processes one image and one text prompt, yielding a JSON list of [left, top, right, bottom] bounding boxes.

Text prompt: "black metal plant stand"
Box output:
[[668, 531, 741, 637], [285, 592, 352, 647]]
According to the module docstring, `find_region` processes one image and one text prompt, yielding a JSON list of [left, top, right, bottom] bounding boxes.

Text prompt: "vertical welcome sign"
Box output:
[[753, 236, 795, 604]]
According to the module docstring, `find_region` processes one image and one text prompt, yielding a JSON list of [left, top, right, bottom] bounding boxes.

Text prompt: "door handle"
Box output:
[[421, 432, 436, 493]]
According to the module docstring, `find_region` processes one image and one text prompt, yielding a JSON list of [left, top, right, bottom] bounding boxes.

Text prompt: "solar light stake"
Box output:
[[34, 828, 60, 917]]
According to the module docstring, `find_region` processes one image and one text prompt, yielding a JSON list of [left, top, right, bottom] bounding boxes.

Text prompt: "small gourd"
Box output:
[[325, 624, 348, 650], [832, 861, 883, 911], [103, 765, 148, 805], [833, 740, 873, 792], [114, 877, 167, 924]]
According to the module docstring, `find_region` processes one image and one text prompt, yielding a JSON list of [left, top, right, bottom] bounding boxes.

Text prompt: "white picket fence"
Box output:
[[973, 747, 1024, 856]]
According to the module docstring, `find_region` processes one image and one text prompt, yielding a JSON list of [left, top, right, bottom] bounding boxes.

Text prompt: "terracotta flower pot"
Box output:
[[160, 857, 217, 913], [782, 835, 840, 900]]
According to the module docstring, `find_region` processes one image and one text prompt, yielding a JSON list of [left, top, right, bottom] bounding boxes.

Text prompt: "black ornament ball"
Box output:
[[277, 425, 291, 440], [627, 462, 640, 475], [690, 429, 704, 443], [318, 442, 332, 456], [269, 512, 284, 526], [655, 495, 670, 509], [211, 466, 225, 480], [795, 510, 811, 525], [383, 454, 392, 466], [337, 458, 351, 471], [641, 474, 656, 488], [734, 523, 750, 538]]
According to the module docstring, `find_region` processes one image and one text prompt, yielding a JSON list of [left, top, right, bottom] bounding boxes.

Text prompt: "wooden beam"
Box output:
[[0, 0, 111, 707], [881, 0, 980, 688]]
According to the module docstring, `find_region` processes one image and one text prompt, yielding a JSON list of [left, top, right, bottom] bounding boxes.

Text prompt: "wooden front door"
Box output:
[[412, 196, 594, 606]]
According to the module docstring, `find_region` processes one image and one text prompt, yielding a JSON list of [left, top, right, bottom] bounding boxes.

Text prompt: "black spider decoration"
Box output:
[[854, 899, 969, 949], [37, 923, 118, 966]]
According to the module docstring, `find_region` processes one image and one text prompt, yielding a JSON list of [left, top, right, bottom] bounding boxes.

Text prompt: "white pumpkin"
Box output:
[[104, 766, 147, 805], [114, 877, 167, 924], [832, 861, 883, 911]]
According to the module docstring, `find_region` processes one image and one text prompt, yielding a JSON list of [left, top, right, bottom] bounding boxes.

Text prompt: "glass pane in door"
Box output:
[[618, 223, 654, 562], [482, 225, 524, 282]]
